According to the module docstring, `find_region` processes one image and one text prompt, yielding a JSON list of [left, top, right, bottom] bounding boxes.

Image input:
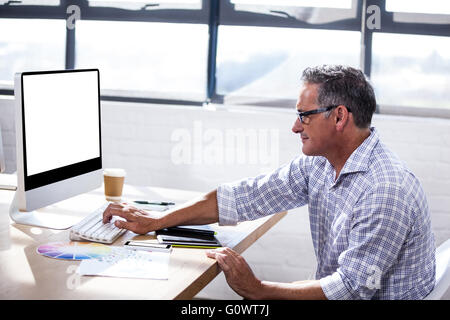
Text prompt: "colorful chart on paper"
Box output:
[[36, 241, 112, 261]]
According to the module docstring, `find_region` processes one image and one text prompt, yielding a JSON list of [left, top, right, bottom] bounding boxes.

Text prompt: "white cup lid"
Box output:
[[103, 168, 126, 177]]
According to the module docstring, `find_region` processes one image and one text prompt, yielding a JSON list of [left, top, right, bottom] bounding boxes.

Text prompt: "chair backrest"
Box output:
[[424, 239, 450, 300]]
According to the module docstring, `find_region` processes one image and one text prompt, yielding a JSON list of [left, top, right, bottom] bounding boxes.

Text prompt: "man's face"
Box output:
[[292, 83, 335, 156]]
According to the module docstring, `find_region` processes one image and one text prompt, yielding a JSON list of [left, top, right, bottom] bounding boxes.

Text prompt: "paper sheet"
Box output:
[[77, 247, 169, 280]]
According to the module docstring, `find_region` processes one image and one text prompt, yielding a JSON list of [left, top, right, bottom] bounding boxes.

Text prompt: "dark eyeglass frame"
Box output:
[[296, 105, 351, 124]]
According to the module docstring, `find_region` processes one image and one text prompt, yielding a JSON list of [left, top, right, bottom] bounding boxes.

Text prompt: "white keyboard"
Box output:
[[70, 202, 127, 244]]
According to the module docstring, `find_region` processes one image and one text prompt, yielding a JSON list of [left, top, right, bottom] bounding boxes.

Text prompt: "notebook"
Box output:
[[156, 227, 222, 248]]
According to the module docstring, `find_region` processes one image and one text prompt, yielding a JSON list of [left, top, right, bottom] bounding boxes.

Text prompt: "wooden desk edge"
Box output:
[[174, 211, 288, 300]]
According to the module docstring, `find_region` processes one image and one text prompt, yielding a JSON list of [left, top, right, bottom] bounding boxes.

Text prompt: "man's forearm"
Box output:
[[255, 280, 327, 300], [158, 190, 219, 228]]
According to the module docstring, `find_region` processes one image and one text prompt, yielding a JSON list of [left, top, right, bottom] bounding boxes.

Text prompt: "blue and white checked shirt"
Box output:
[[217, 127, 435, 300]]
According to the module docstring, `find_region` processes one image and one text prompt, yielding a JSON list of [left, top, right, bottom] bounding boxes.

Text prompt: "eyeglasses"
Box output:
[[296, 105, 351, 124]]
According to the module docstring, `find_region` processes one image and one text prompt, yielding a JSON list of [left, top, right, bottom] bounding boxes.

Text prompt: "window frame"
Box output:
[[0, 0, 449, 118]]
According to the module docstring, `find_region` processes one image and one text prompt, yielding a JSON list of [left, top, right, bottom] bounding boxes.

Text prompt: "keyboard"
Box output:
[[69, 202, 127, 244]]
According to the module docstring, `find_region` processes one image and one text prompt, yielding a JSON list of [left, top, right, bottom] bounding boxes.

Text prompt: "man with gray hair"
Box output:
[[104, 65, 436, 300]]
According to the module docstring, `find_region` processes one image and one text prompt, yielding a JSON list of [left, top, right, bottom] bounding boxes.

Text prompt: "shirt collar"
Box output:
[[338, 127, 379, 176]]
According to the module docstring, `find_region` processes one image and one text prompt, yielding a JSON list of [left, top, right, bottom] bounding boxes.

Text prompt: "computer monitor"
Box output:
[[10, 69, 102, 229]]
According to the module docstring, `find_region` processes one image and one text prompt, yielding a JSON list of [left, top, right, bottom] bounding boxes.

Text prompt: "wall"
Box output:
[[1, 97, 449, 299]]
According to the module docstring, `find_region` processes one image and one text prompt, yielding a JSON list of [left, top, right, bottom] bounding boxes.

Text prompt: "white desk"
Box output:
[[0, 184, 286, 299]]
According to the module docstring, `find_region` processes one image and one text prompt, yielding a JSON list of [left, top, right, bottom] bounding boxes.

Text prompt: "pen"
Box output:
[[134, 200, 175, 206]]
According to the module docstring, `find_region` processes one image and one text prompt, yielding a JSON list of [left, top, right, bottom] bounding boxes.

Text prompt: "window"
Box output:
[[0, 19, 66, 87], [76, 20, 208, 101], [385, 0, 450, 24], [231, 0, 352, 9], [371, 33, 450, 110], [88, 0, 202, 10], [215, 0, 360, 105], [386, 0, 450, 15], [216, 26, 360, 102], [0, 0, 60, 5], [0, 1, 208, 103]]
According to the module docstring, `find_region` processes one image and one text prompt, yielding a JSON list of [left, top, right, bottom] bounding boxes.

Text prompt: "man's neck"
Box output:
[[326, 128, 371, 180]]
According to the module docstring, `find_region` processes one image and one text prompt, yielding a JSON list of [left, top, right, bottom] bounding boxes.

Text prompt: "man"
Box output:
[[103, 65, 436, 300]]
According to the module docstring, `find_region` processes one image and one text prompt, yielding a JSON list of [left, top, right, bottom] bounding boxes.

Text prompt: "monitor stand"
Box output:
[[9, 191, 79, 230]]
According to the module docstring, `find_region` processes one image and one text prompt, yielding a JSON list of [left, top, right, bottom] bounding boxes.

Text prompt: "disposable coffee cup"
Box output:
[[103, 168, 126, 202]]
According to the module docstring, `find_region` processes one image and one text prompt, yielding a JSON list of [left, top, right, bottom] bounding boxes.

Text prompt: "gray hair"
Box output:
[[301, 65, 377, 128]]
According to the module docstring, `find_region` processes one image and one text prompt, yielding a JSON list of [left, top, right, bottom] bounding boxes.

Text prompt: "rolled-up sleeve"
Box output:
[[216, 156, 311, 226], [320, 271, 356, 300], [217, 182, 239, 226]]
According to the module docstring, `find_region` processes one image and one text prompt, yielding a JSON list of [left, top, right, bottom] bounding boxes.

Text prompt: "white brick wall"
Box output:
[[0, 96, 16, 173], [1, 97, 449, 299]]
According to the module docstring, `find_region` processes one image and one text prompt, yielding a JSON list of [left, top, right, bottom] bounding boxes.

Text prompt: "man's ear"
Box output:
[[335, 105, 349, 131]]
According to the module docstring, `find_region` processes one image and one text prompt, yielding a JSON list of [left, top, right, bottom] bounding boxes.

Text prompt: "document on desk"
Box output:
[[77, 247, 169, 280]]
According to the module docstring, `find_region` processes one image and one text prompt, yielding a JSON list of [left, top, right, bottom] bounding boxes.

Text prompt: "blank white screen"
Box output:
[[22, 71, 100, 177]]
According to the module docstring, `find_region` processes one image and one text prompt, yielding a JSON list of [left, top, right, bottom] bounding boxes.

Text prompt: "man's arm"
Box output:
[[159, 189, 219, 227], [206, 247, 327, 300], [104, 156, 310, 233], [102, 190, 219, 234], [258, 280, 327, 300]]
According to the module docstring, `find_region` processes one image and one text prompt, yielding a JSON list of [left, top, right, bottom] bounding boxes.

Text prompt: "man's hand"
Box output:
[[206, 247, 263, 299], [102, 202, 161, 234]]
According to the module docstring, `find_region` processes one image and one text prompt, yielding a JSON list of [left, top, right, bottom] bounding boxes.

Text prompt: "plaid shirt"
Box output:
[[217, 127, 435, 300]]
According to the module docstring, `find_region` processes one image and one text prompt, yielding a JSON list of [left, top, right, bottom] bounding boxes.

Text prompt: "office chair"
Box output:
[[424, 239, 450, 300]]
